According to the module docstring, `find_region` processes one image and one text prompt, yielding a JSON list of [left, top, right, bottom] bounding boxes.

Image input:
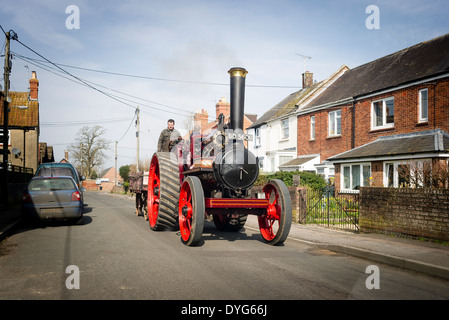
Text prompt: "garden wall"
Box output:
[[359, 187, 449, 241]]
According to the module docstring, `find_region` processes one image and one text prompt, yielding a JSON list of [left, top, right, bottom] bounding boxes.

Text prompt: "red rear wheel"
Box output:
[[147, 152, 179, 230], [258, 179, 292, 245], [179, 176, 205, 246]]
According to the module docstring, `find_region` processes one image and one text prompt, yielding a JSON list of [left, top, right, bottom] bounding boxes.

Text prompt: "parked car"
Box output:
[[35, 162, 85, 186], [34, 162, 86, 198], [22, 176, 84, 224]]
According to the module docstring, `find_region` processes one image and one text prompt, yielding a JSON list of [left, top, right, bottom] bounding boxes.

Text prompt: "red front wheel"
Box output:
[[258, 179, 292, 245], [179, 176, 205, 246]]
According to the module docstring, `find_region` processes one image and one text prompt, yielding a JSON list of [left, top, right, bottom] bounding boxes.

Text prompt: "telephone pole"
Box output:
[[2, 30, 11, 205], [115, 140, 118, 187], [136, 106, 140, 172]]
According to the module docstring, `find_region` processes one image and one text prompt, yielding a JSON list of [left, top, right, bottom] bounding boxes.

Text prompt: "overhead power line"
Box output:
[[13, 54, 302, 89], [11, 39, 137, 110], [13, 52, 193, 117]]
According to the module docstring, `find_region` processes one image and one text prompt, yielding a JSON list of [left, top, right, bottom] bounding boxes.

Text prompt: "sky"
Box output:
[[1, 0, 448, 172]]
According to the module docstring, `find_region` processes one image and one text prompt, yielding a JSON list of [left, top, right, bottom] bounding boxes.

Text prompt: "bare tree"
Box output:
[[68, 126, 111, 178]]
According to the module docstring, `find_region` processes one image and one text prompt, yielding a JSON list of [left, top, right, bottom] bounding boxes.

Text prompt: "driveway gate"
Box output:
[[299, 186, 359, 232]]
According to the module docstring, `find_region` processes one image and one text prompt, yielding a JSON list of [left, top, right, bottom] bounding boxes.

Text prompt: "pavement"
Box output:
[[1, 194, 449, 282]]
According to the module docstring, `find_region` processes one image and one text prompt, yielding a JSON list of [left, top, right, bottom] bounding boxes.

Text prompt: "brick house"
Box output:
[[96, 167, 123, 192], [0, 71, 45, 173], [296, 33, 449, 191], [247, 66, 348, 174]]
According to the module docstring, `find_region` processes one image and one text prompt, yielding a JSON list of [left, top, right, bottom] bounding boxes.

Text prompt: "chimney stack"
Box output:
[[215, 97, 230, 123], [302, 71, 313, 89], [193, 109, 209, 132], [29, 71, 39, 100]]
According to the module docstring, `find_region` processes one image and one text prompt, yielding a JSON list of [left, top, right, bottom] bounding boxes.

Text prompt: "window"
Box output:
[[310, 116, 315, 140], [254, 128, 261, 147], [342, 163, 371, 191], [384, 160, 432, 188], [328, 110, 341, 136], [281, 119, 289, 139], [419, 89, 428, 123], [372, 97, 394, 129], [0, 129, 11, 147], [279, 156, 293, 166]]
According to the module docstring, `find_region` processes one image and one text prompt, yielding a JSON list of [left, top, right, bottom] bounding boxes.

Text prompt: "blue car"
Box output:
[[22, 176, 84, 224], [34, 162, 86, 202]]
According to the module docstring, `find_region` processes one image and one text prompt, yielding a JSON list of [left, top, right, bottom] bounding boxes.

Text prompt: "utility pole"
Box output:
[[2, 30, 11, 206], [115, 140, 118, 188], [136, 106, 140, 173]]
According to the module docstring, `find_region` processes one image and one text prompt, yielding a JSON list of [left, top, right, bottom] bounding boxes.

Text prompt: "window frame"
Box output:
[[383, 159, 432, 188], [371, 97, 394, 130], [328, 109, 341, 137], [310, 115, 315, 140], [281, 118, 289, 140], [418, 88, 428, 123], [341, 162, 371, 192], [254, 127, 261, 148]]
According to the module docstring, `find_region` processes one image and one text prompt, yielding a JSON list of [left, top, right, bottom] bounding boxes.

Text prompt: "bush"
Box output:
[[255, 170, 326, 191]]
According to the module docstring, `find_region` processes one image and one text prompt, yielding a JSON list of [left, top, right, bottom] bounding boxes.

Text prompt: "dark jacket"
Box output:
[[157, 128, 181, 152]]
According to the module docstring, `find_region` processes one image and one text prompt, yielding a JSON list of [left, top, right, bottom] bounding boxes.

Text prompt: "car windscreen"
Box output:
[[36, 167, 76, 180], [28, 178, 76, 191]]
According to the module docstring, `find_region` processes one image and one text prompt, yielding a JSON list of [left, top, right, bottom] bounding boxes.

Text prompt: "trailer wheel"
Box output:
[[178, 176, 205, 246], [258, 179, 292, 245], [135, 193, 142, 216], [147, 152, 180, 230], [213, 214, 247, 232]]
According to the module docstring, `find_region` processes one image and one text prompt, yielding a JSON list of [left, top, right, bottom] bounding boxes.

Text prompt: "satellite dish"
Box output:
[[12, 148, 21, 158]]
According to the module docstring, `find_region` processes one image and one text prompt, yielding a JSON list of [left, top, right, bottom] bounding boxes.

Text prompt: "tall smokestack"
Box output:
[[228, 67, 248, 131]]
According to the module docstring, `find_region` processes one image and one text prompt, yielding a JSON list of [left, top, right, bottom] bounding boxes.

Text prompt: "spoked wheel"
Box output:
[[147, 152, 180, 230], [178, 176, 205, 246], [258, 179, 292, 245], [213, 213, 247, 231]]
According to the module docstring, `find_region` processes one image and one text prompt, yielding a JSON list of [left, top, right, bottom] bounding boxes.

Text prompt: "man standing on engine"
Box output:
[[157, 119, 182, 152]]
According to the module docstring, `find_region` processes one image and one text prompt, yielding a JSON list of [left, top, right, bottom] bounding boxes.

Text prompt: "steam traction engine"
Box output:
[[147, 67, 292, 246]]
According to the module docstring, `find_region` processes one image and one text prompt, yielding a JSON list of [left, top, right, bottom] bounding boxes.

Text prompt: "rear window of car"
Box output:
[[36, 167, 76, 180], [28, 178, 76, 191]]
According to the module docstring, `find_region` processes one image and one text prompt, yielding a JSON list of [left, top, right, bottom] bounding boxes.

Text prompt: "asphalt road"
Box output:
[[0, 191, 448, 302]]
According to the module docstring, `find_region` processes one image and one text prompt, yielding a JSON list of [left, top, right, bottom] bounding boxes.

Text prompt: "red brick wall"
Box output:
[[360, 187, 449, 241], [297, 77, 449, 162], [297, 103, 353, 162], [353, 79, 449, 147]]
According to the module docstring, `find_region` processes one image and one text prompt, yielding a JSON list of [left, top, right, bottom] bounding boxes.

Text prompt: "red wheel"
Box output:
[[147, 152, 179, 230], [258, 179, 292, 245], [179, 176, 205, 246]]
